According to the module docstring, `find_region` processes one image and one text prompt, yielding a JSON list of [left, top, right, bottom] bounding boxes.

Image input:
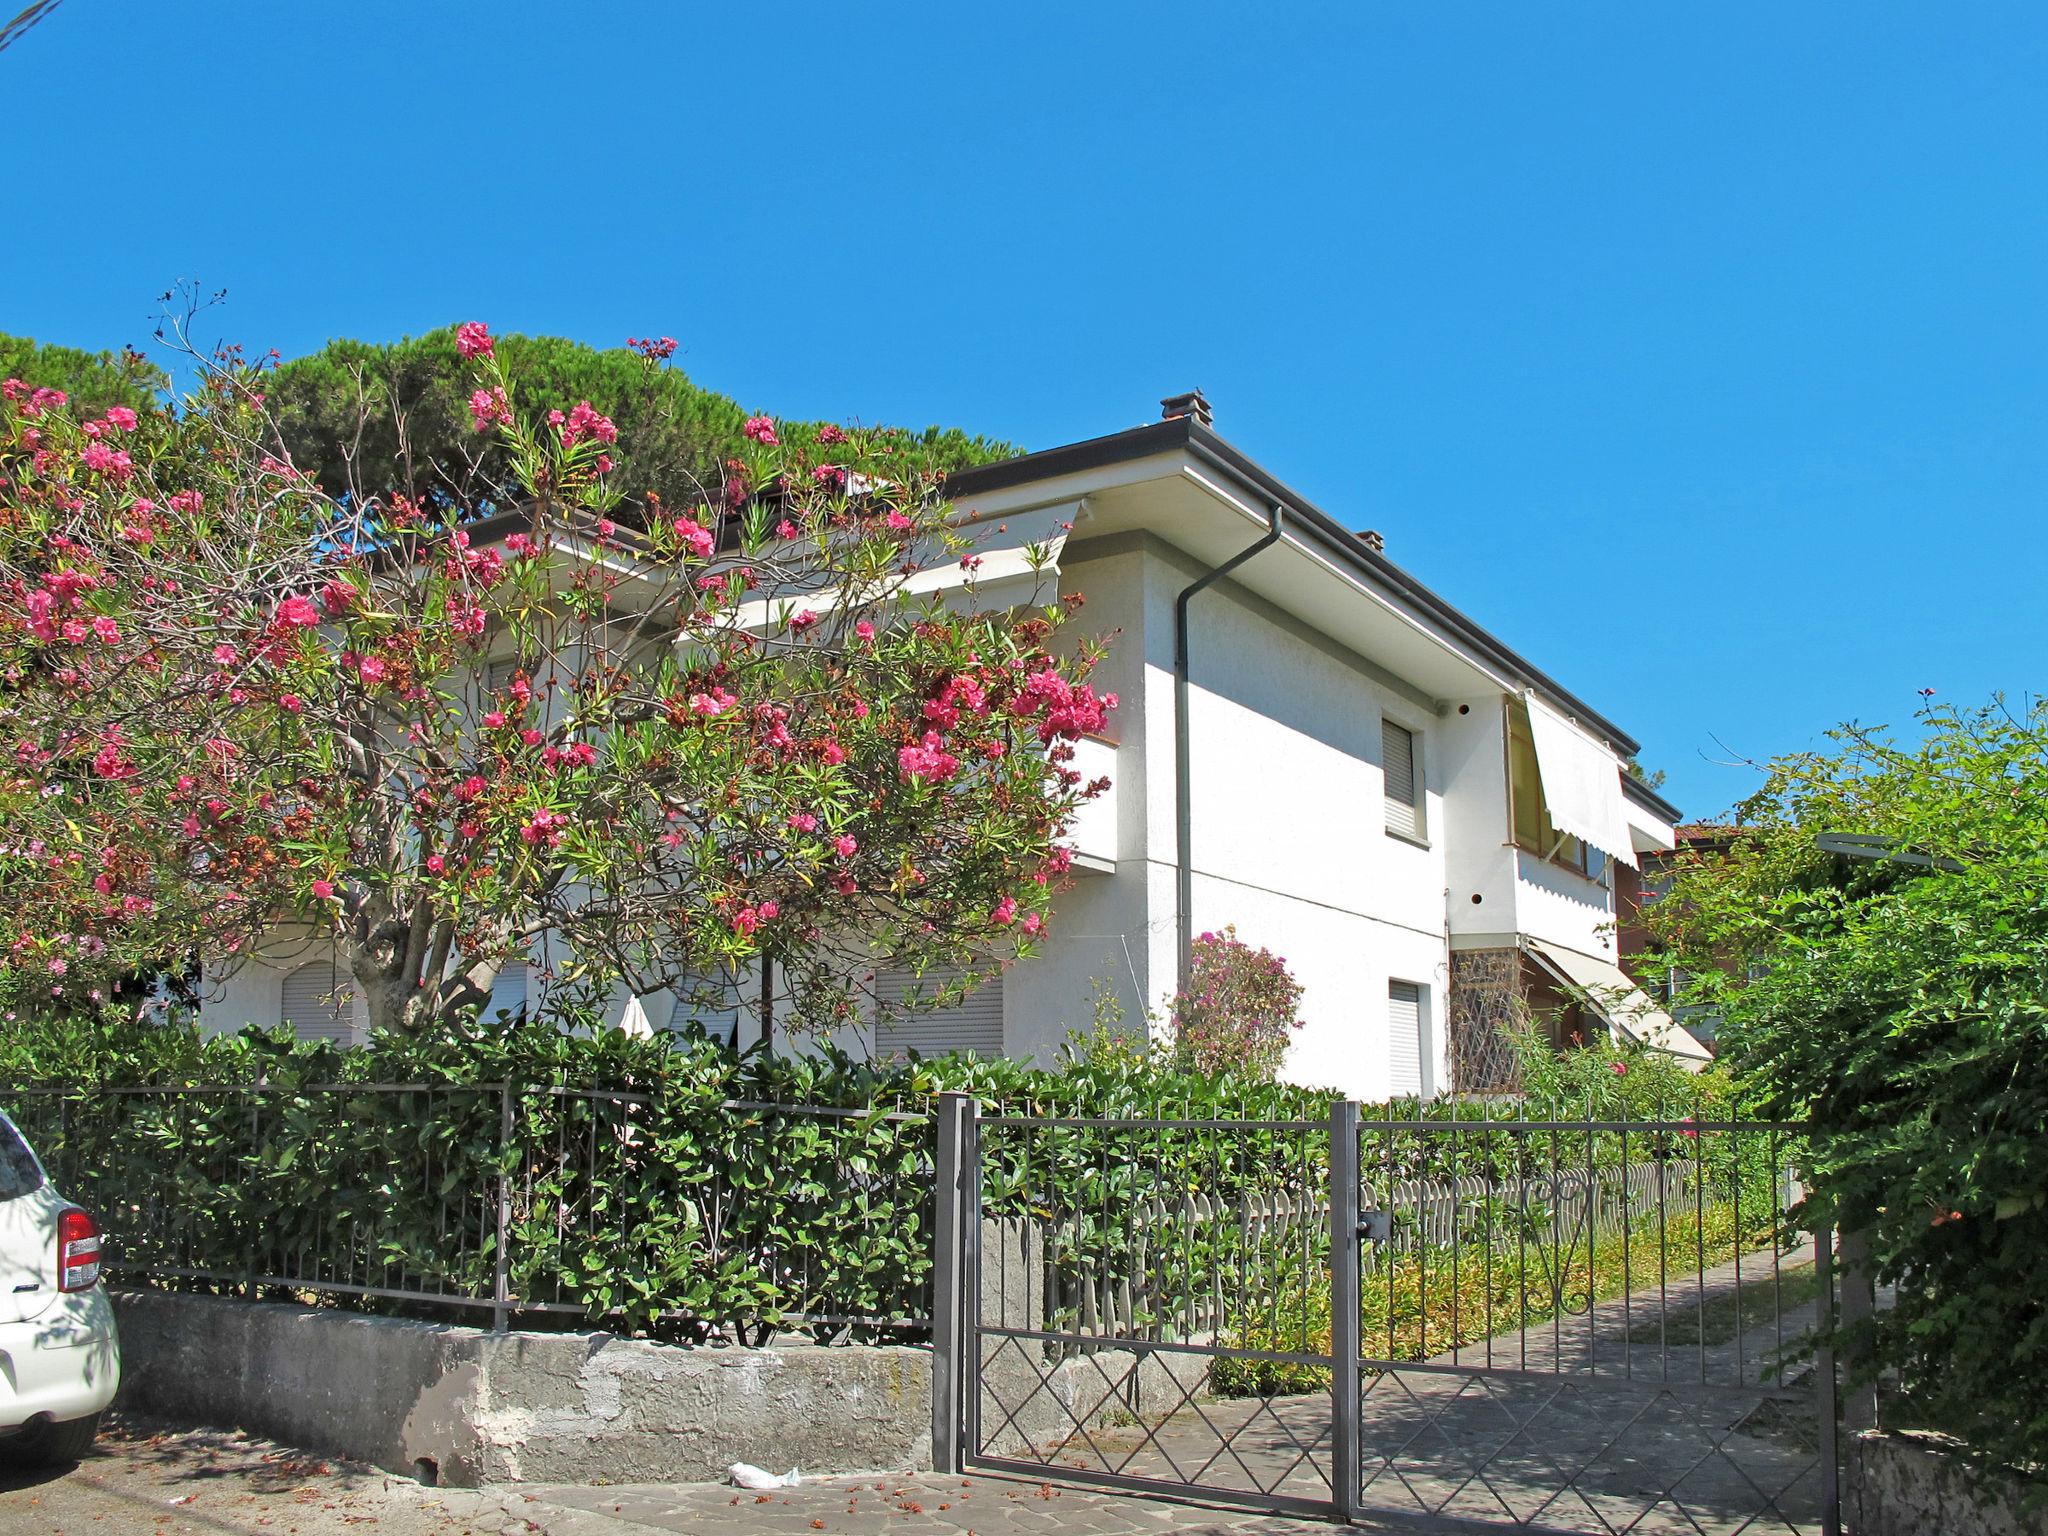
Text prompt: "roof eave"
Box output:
[[951, 418, 1646, 758]]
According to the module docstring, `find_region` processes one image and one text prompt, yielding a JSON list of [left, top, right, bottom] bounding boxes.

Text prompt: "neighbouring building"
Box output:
[[1616, 822, 1751, 1053], [200, 392, 1709, 1098]]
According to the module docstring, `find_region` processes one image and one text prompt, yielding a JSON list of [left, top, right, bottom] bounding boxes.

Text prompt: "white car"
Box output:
[[0, 1109, 119, 1465]]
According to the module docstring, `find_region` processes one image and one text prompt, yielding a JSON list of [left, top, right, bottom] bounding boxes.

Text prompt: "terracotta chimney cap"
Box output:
[[1356, 528, 1385, 553], [1159, 390, 1213, 428]]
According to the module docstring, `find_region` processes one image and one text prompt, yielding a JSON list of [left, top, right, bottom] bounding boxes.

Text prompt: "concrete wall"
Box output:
[[1845, 1429, 2043, 1536], [112, 1290, 931, 1488]]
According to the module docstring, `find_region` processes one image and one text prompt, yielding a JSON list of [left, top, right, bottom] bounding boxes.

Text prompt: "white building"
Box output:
[[202, 392, 1703, 1098]]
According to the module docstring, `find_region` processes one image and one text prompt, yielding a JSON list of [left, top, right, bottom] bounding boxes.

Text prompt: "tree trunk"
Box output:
[[355, 967, 420, 1038]]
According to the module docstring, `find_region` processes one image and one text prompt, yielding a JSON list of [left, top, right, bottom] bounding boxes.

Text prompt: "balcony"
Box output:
[[1058, 733, 1118, 873]]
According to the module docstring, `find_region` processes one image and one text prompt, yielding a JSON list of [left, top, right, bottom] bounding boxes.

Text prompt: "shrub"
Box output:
[[0, 1008, 1339, 1341], [1167, 927, 1304, 1081], [1650, 697, 2048, 1476]]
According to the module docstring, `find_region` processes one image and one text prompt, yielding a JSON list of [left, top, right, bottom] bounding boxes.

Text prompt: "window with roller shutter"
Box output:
[[282, 961, 355, 1044], [483, 960, 527, 1021], [1382, 718, 1425, 841], [875, 965, 1004, 1059], [1387, 979, 1427, 1097]]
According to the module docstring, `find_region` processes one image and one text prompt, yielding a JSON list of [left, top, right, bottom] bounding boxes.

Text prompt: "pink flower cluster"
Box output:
[[456, 322, 495, 359], [898, 730, 960, 784], [3, 379, 68, 417], [521, 808, 567, 847], [556, 401, 618, 448], [671, 515, 714, 560], [687, 686, 739, 717], [742, 415, 778, 445], [628, 335, 678, 361], [923, 673, 989, 729], [733, 899, 779, 936], [469, 387, 513, 432], [275, 595, 322, 629], [79, 440, 135, 482], [1013, 667, 1116, 742]]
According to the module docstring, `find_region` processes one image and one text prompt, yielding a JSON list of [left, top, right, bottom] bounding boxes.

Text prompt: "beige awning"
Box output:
[[1525, 938, 1712, 1067], [1525, 692, 1637, 868]]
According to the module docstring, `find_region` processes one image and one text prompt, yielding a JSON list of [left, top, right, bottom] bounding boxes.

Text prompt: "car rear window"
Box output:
[[0, 1116, 45, 1201]]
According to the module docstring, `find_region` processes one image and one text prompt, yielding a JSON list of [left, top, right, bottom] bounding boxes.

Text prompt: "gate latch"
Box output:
[[1357, 1209, 1393, 1245]]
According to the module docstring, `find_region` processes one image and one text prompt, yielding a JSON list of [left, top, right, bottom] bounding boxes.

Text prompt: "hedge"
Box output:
[[0, 1011, 1744, 1344]]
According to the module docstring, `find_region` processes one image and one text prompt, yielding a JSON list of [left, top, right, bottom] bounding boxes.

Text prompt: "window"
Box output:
[[281, 961, 355, 1044], [875, 965, 1004, 1059], [0, 1115, 44, 1203], [484, 960, 527, 1021], [1382, 718, 1425, 841], [1387, 980, 1430, 1098], [1506, 701, 1604, 882]]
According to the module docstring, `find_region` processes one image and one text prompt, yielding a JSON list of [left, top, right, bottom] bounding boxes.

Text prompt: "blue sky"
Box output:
[[5, 3, 2044, 817]]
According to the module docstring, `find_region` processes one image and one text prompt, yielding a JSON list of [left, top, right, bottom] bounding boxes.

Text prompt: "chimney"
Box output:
[[1356, 529, 1385, 554], [1159, 389, 1213, 428]]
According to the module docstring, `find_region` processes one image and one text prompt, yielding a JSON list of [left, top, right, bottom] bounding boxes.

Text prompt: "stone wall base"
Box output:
[[1846, 1428, 2044, 1536], [111, 1290, 931, 1488]]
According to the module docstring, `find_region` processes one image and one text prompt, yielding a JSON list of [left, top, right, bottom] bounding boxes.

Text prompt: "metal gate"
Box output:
[[931, 1094, 1841, 1534]]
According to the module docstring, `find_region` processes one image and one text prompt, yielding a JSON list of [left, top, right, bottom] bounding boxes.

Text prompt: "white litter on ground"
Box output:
[[726, 1462, 803, 1490]]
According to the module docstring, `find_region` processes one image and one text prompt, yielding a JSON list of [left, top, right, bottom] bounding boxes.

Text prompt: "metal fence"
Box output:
[[937, 1097, 1842, 1535], [0, 1082, 936, 1338]]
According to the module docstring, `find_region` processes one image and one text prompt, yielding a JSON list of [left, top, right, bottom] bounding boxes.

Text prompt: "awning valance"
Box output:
[[1524, 692, 1637, 869], [1524, 938, 1712, 1067]]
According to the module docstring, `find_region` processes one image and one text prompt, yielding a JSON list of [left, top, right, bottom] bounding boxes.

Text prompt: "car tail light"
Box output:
[[57, 1208, 101, 1292]]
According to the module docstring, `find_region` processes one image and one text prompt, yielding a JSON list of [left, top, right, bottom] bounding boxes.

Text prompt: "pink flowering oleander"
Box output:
[[560, 400, 617, 447], [469, 387, 512, 432], [742, 415, 779, 446], [456, 321, 494, 359], [898, 731, 960, 784], [671, 516, 714, 560], [275, 595, 321, 629]]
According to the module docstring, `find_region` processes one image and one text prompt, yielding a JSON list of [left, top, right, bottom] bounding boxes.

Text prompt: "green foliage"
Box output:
[[0, 1009, 1335, 1340], [1649, 696, 2048, 1474], [1213, 1193, 1784, 1397], [264, 326, 1017, 513], [1506, 1017, 1737, 1121], [0, 333, 166, 418]]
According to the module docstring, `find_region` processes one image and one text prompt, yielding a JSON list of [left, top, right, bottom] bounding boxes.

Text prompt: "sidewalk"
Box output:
[[446, 1472, 1350, 1535]]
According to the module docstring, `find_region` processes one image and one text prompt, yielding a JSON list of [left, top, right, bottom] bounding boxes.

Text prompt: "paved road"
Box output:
[[0, 1417, 1351, 1536]]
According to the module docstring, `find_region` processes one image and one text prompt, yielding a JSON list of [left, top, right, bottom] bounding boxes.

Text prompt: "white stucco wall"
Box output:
[[197, 925, 370, 1042], [1000, 539, 1456, 1100], [1436, 695, 1623, 962]]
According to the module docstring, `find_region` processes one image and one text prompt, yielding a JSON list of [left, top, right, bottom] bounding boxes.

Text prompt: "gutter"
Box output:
[[1175, 503, 1285, 992]]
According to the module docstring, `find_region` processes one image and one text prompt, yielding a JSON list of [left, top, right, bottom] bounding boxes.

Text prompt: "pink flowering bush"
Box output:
[[1167, 927, 1304, 1081], [0, 323, 1114, 1035]]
